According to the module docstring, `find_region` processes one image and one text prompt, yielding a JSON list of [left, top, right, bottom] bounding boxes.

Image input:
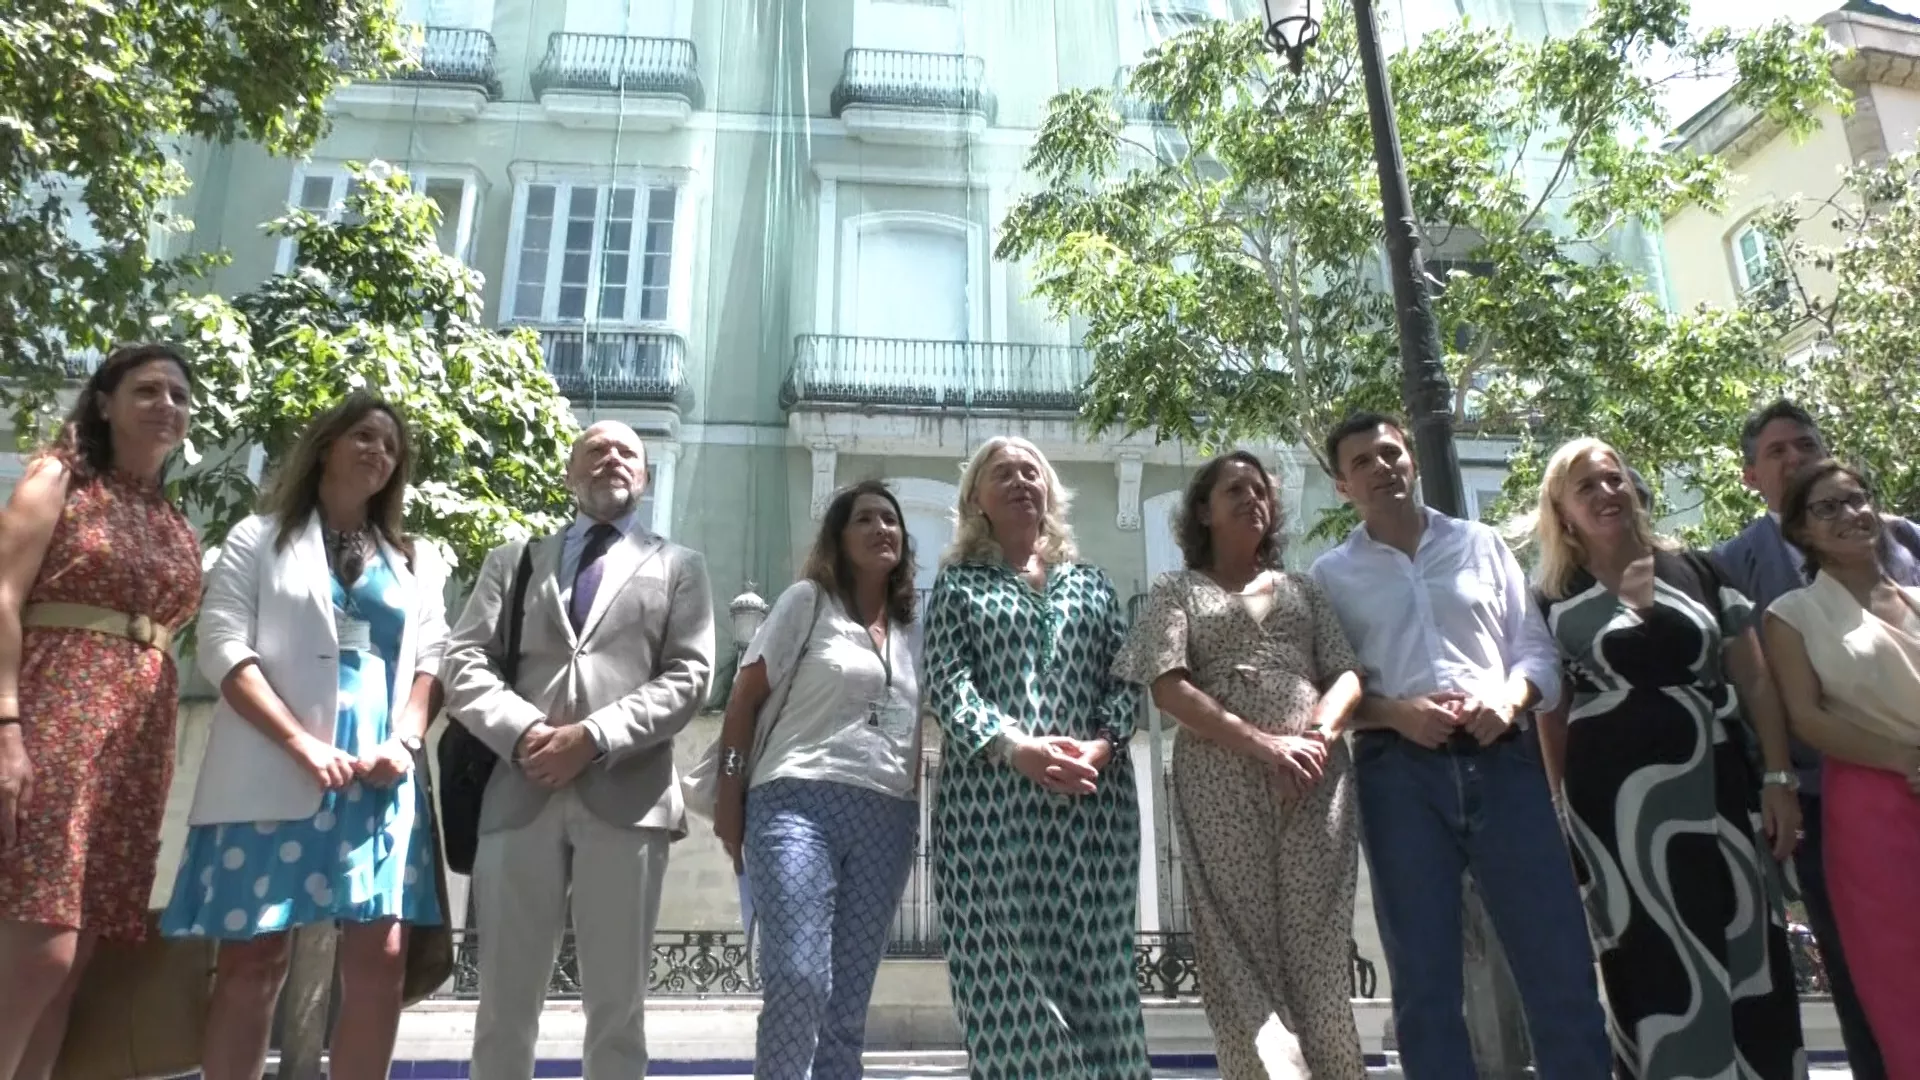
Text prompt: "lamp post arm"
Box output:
[[1349, 0, 1467, 520]]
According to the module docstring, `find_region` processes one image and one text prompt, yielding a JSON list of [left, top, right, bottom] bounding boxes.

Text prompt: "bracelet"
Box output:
[[1094, 726, 1125, 762], [0, 716, 18, 728]]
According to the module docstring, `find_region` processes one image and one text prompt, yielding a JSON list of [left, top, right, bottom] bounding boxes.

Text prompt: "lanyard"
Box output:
[[860, 616, 893, 691]]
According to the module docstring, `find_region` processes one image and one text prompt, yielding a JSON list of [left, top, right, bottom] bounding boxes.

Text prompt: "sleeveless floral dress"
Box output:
[[0, 468, 202, 941]]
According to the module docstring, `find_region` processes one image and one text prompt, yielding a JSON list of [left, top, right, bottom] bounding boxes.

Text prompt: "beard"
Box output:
[[575, 478, 637, 521]]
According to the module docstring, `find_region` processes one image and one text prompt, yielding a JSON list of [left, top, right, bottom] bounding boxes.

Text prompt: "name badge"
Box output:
[[872, 701, 916, 743], [338, 617, 373, 654]]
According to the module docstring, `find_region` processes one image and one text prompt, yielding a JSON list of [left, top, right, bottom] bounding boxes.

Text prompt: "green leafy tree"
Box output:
[[998, 0, 1843, 541], [1758, 153, 1920, 518], [0, 0, 400, 434], [170, 164, 578, 582]]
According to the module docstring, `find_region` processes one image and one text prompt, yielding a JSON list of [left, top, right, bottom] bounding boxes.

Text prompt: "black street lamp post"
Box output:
[[1261, 0, 1466, 520], [1260, 1, 1529, 1075]]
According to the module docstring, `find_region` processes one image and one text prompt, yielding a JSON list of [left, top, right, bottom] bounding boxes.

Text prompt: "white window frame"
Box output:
[[1730, 220, 1778, 296], [276, 164, 482, 272], [837, 211, 985, 341], [1460, 465, 1510, 523], [501, 174, 689, 329]]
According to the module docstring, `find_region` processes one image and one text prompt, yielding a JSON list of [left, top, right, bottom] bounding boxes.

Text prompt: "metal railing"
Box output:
[[783, 336, 1091, 413], [392, 26, 500, 96], [530, 33, 704, 108], [527, 326, 686, 403], [830, 48, 996, 121]]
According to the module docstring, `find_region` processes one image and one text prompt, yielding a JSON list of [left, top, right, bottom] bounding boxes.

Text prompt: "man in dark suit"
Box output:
[[1717, 400, 1920, 1080]]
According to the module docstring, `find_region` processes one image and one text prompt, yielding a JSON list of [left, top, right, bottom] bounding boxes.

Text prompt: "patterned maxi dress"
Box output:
[[924, 560, 1149, 1080], [0, 470, 202, 941], [1114, 571, 1366, 1080], [162, 555, 441, 938], [1537, 551, 1804, 1080]]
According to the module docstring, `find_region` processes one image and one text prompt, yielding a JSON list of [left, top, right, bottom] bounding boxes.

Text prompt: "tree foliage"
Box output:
[[998, 0, 1844, 541], [170, 165, 578, 583], [1762, 152, 1920, 519], [0, 0, 400, 435]]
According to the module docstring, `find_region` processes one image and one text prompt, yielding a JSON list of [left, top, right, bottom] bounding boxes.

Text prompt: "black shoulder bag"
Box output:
[[437, 542, 537, 876]]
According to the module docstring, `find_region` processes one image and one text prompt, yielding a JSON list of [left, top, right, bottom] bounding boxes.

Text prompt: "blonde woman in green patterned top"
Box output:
[[924, 436, 1149, 1080]]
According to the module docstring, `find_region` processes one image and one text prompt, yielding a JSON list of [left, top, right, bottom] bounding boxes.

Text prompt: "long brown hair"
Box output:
[[262, 393, 414, 565], [41, 343, 193, 485], [801, 480, 917, 624]]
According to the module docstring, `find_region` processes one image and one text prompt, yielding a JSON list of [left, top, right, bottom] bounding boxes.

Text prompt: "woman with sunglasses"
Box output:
[[1762, 459, 1920, 1078]]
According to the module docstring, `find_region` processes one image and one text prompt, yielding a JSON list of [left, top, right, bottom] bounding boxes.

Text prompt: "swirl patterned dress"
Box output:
[[1537, 551, 1804, 1080], [0, 469, 202, 941], [924, 560, 1148, 1080]]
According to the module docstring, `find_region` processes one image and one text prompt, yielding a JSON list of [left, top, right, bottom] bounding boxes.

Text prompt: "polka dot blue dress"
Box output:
[[162, 556, 442, 939]]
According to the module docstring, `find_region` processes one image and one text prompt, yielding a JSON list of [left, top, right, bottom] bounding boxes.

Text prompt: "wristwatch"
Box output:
[[1762, 770, 1800, 791], [398, 735, 425, 756]]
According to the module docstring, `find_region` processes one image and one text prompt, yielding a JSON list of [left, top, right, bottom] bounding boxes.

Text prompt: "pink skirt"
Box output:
[[1824, 757, 1920, 1078]]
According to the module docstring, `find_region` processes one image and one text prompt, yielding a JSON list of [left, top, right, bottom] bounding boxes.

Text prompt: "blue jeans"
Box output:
[[744, 778, 918, 1080], [1352, 730, 1611, 1080]]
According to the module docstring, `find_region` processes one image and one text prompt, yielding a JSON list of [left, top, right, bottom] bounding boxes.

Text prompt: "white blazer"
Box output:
[[189, 512, 450, 825]]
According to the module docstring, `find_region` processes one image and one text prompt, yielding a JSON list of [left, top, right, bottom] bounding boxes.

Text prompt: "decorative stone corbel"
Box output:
[[809, 443, 838, 521], [1115, 453, 1145, 531]]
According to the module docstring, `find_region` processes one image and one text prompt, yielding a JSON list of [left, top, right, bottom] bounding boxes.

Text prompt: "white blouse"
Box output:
[[745, 581, 923, 799]]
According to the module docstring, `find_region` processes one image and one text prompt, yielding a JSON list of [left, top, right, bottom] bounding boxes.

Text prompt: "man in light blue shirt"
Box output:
[[1309, 412, 1609, 1080]]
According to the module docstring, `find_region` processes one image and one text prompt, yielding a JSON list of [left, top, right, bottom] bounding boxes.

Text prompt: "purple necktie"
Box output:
[[569, 523, 620, 631]]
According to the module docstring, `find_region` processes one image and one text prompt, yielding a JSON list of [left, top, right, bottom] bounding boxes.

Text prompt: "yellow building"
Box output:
[[1663, 0, 1920, 345]]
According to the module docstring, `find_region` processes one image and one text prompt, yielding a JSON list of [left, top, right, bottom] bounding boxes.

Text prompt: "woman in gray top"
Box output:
[[712, 479, 922, 1080]]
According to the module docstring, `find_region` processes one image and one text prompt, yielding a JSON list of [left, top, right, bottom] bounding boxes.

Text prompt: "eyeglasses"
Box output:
[[1807, 491, 1872, 521]]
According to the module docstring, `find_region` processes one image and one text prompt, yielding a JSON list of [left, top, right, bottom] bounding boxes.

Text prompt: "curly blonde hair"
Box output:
[[943, 436, 1080, 567], [1533, 437, 1672, 600]]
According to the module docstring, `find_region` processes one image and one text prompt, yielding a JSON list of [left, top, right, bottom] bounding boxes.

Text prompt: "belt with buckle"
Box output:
[[23, 602, 172, 653]]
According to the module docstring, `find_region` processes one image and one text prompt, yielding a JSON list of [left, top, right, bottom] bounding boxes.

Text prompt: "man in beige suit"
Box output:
[[442, 421, 715, 1080]]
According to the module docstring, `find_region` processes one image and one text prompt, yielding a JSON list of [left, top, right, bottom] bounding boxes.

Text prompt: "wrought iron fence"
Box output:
[[531, 33, 704, 107], [830, 49, 996, 121], [527, 326, 686, 403], [393, 26, 500, 96], [885, 751, 944, 957], [783, 336, 1091, 413]]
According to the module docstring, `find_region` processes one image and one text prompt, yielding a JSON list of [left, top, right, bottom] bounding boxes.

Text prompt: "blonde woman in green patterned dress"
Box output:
[[924, 436, 1149, 1080]]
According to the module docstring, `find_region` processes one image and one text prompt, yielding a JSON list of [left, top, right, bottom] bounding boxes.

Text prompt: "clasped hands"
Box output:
[[516, 721, 599, 789], [1388, 689, 1519, 750], [288, 732, 416, 791], [1006, 733, 1112, 796]]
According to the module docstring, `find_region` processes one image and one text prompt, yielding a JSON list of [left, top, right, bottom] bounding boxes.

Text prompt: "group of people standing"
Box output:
[[0, 340, 1914, 1080], [0, 344, 717, 1080]]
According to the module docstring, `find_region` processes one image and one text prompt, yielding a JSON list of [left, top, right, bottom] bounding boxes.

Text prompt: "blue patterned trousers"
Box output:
[[745, 778, 919, 1080]]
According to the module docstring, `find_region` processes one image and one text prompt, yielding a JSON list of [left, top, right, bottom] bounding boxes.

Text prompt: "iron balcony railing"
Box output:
[[830, 48, 996, 122], [783, 336, 1091, 413], [527, 326, 687, 404], [392, 26, 501, 97], [531, 33, 704, 108]]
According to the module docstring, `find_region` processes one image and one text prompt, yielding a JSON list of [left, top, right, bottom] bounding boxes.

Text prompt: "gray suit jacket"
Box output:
[[441, 527, 715, 837]]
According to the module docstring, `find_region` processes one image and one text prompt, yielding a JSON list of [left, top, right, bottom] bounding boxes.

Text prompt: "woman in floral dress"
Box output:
[[162, 395, 447, 1080], [924, 436, 1148, 1080], [1115, 452, 1366, 1080], [0, 344, 202, 1080]]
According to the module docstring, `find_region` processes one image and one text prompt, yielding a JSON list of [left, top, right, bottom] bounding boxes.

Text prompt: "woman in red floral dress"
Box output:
[[0, 343, 201, 1080]]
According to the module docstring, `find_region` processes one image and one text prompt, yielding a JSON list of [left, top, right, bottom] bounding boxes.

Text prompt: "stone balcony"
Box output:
[[530, 32, 703, 131], [830, 48, 996, 146], [782, 335, 1089, 414], [332, 26, 499, 124]]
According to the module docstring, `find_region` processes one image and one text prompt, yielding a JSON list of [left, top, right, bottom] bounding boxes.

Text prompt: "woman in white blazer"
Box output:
[[161, 395, 449, 1080]]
